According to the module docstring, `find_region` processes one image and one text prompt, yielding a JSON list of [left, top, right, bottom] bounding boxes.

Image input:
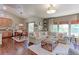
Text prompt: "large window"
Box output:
[[50, 23, 79, 37], [59, 24, 69, 35], [71, 24, 79, 37], [28, 23, 34, 33]]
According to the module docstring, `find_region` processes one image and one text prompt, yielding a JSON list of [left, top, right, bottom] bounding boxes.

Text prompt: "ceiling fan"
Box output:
[[47, 4, 56, 14]]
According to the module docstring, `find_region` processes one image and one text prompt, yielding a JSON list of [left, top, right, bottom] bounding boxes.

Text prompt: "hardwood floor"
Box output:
[[0, 38, 32, 55], [0, 38, 54, 55]]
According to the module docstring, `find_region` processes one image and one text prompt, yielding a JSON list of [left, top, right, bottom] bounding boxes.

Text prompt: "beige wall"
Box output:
[[49, 14, 78, 24], [53, 14, 77, 20]]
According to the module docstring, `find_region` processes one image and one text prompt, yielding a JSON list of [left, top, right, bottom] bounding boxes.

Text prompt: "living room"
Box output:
[[0, 4, 79, 55]]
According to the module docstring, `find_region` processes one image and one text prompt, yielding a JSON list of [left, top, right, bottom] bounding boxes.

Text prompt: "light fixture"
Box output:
[[47, 4, 56, 14]]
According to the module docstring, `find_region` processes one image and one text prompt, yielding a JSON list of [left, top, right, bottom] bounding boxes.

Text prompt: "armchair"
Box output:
[[28, 32, 48, 45]]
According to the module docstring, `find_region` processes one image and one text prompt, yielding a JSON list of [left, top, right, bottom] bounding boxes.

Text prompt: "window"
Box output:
[[71, 24, 79, 37], [59, 24, 69, 35], [52, 25, 58, 32], [50, 21, 79, 37], [49, 24, 58, 32], [28, 23, 34, 33]]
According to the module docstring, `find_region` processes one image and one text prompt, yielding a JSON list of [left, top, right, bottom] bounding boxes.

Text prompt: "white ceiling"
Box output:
[[1, 4, 79, 19]]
